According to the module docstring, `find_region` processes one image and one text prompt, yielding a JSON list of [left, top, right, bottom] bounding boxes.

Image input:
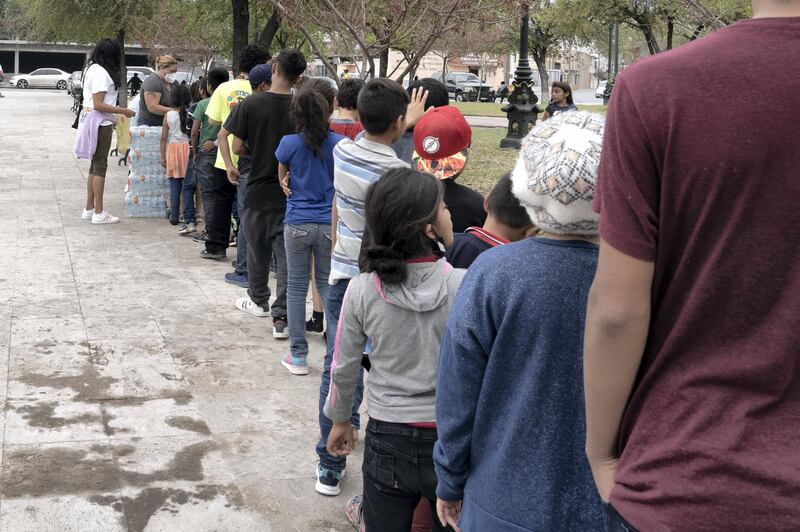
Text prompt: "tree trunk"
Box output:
[[667, 16, 674, 50], [532, 53, 549, 105], [688, 24, 705, 41], [116, 27, 127, 107], [257, 9, 281, 53], [379, 46, 389, 78], [231, 0, 249, 73], [639, 23, 661, 55]]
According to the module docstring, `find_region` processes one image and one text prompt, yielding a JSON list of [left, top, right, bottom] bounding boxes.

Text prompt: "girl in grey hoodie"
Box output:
[[324, 167, 463, 532]]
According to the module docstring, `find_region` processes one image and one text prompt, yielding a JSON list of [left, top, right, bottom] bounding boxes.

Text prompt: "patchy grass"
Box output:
[[460, 128, 520, 195], [454, 101, 508, 118], [455, 101, 608, 117]]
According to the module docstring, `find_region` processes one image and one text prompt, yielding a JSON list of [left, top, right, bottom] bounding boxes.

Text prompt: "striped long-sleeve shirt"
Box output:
[[329, 137, 409, 283]]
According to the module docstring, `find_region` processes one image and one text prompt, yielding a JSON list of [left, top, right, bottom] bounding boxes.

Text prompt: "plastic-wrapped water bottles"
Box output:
[[125, 126, 169, 218]]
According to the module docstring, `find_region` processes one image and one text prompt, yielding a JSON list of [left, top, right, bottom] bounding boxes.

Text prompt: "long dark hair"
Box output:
[[88, 38, 122, 89], [291, 78, 336, 158], [551, 81, 574, 105], [171, 84, 192, 135], [362, 168, 444, 285]]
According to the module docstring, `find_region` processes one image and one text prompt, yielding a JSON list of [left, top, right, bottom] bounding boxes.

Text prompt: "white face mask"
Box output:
[[164, 73, 177, 83]]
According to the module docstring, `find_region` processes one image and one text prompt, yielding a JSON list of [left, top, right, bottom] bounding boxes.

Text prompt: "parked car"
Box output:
[[67, 71, 83, 95], [432, 71, 494, 102], [595, 80, 607, 99], [10, 68, 71, 89], [126, 66, 155, 85]]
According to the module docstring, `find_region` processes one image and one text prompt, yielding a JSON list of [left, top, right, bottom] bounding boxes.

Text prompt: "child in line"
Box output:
[[191, 67, 230, 243], [277, 78, 346, 375], [306, 77, 367, 337], [445, 173, 533, 269], [160, 84, 193, 229], [315, 78, 428, 497], [325, 168, 461, 532], [330, 77, 365, 140], [434, 112, 605, 531], [412, 106, 486, 233]]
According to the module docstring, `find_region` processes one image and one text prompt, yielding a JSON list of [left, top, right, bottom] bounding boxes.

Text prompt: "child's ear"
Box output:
[[395, 114, 406, 135], [483, 194, 490, 214]]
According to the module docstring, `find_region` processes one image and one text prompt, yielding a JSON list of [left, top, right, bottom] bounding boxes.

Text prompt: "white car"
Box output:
[[10, 68, 71, 89], [595, 80, 607, 99]]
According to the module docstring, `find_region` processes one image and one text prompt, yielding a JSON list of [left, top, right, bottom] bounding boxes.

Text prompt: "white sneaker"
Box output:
[[91, 211, 120, 224], [81, 208, 95, 220], [235, 296, 269, 317]]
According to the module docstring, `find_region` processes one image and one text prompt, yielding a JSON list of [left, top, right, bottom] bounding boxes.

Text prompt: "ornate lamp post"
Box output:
[[500, 3, 541, 149]]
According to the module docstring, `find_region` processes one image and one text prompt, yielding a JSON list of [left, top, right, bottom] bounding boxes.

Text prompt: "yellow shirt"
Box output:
[[205, 78, 252, 170]]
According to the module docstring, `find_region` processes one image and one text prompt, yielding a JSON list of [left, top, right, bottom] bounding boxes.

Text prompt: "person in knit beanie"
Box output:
[[433, 111, 605, 531]]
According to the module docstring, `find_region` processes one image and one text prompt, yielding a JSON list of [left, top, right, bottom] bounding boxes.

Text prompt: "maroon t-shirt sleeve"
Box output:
[[594, 77, 660, 263]]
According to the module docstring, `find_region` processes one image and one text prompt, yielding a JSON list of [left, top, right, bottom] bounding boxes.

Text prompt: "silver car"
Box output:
[[67, 71, 83, 95], [10, 68, 71, 89]]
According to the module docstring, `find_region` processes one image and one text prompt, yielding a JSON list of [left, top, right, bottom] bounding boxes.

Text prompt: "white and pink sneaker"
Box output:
[[91, 211, 120, 225], [81, 208, 94, 220]]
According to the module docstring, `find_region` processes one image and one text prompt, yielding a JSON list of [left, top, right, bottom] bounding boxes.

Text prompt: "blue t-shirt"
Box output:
[[275, 131, 345, 225]]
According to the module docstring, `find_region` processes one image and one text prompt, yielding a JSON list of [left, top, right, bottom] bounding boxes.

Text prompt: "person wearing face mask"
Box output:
[[138, 55, 179, 127]]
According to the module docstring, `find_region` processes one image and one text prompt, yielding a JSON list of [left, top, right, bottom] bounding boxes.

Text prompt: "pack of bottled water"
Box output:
[[125, 126, 169, 218]]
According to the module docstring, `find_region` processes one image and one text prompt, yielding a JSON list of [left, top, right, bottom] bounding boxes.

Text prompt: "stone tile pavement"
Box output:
[[0, 89, 364, 531]]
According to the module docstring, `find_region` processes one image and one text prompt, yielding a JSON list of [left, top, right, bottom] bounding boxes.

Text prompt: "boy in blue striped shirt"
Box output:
[[315, 78, 428, 496]]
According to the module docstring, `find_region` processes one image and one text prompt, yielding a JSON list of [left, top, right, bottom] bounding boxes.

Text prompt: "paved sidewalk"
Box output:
[[0, 90, 363, 531]]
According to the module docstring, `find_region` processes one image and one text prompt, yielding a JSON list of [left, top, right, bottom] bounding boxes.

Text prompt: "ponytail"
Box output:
[[291, 78, 337, 158], [178, 105, 190, 135]]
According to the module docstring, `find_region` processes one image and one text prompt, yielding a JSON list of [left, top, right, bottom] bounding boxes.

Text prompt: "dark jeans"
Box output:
[[204, 163, 236, 254], [317, 279, 364, 471], [243, 204, 287, 317], [181, 156, 196, 224], [234, 170, 249, 275], [604, 503, 638, 532], [195, 150, 218, 232], [362, 420, 454, 532], [169, 178, 183, 224]]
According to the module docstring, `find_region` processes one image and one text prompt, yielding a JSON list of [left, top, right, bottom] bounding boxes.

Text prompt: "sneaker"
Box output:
[[224, 272, 249, 288], [200, 249, 226, 260], [315, 464, 345, 496], [91, 211, 120, 225], [235, 296, 269, 317], [192, 230, 208, 243], [273, 317, 289, 339], [178, 222, 197, 236], [344, 495, 364, 530], [229, 233, 237, 247], [81, 208, 94, 220], [169, 219, 179, 226], [306, 315, 324, 334], [280, 353, 309, 375]]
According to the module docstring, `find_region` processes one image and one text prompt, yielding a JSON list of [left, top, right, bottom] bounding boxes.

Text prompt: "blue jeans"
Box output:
[[317, 278, 364, 471], [284, 223, 332, 359], [181, 156, 196, 224], [234, 171, 249, 275], [169, 178, 183, 224]]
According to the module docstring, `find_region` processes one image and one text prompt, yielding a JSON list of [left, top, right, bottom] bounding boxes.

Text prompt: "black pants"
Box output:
[[204, 164, 236, 254], [604, 503, 638, 532], [362, 419, 454, 532], [243, 204, 287, 316]]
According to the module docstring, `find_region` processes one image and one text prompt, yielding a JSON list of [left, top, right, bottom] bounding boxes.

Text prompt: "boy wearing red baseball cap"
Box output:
[[412, 106, 486, 233]]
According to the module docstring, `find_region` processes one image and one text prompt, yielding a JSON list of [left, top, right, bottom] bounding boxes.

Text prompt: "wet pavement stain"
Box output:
[[2, 440, 220, 498], [17, 368, 119, 403], [165, 416, 211, 435], [90, 484, 243, 532], [12, 401, 103, 429]]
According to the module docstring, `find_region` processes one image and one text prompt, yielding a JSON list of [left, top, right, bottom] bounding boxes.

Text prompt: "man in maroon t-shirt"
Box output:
[[584, 2, 800, 531]]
